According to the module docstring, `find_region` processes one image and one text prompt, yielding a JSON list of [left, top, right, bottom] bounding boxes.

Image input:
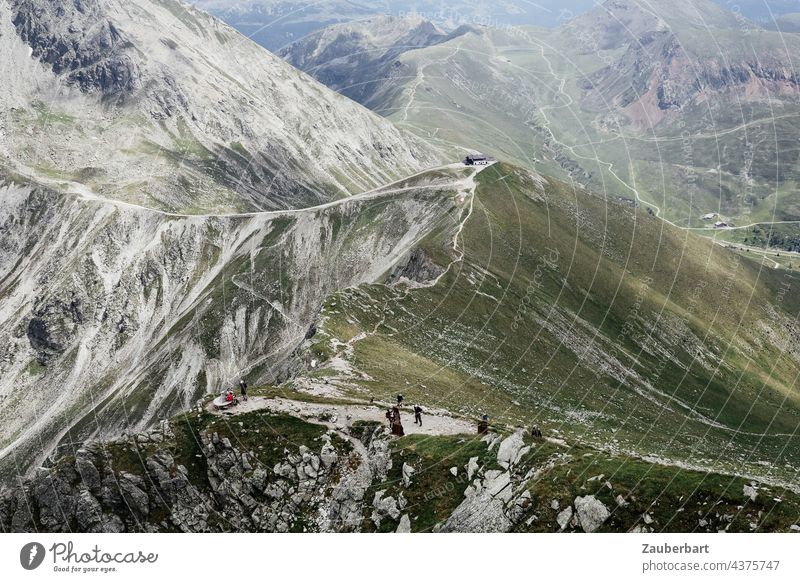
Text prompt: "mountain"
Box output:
[[280, 0, 800, 232], [191, 0, 601, 51], [4, 0, 800, 533], [5, 163, 800, 533], [2, 0, 441, 214], [0, 0, 455, 477], [191, 0, 376, 51], [280, 15, 455, 110], [768, 12, 800, 32]]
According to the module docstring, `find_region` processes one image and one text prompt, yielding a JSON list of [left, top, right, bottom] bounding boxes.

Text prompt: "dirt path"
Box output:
[[208, 396, 477, 437], [14, 161, 473, 219]]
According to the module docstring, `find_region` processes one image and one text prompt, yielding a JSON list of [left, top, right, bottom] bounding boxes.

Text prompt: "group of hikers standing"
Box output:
[[226, 383, 544, 441], [384, 395, 425, 436]]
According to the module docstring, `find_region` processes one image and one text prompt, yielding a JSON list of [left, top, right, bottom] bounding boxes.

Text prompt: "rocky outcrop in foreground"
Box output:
[[2, 404, 796, 533], [0, 412, 560, 533]]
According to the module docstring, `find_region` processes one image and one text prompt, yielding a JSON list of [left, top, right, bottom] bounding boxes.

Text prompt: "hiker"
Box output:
[[477, 414, 489, 434], [531, 425, 542, 439], [396, 394, 404, 405], [391, 406, 405, 436], [225, 389, 235, 403], [414, 405, 423, 426], [239, 379, 248, 401], [386, 408, 394, 427]]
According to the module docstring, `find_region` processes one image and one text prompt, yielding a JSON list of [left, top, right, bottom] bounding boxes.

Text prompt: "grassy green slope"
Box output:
[[309, 163, 800, 485]]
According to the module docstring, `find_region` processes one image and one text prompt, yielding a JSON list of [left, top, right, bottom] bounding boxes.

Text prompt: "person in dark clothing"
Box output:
[[477, 414, 489, 434], [239, 379, 248, 401], [386, 408, 394, 427], [391, 406, 404, 436], [414, 405, 423, 426], [396, 394, 404, 405]]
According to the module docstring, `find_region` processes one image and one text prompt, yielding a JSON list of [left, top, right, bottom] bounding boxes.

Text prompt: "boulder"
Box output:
[[574, 495, 610, 533], [396, 514, 412, 533], [466, 456, 479, 480], [556, 506, 573, 530], [402, 463, 415, 488], [496, 430, 529, 469], [371, 491, 400, 527]]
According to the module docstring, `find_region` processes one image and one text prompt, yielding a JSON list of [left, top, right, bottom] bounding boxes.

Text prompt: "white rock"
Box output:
[[496, 430, 529, 469], [550, 499, 560, 511], [449, 467, 458, 477], [574, 495, 610, 533], [743, 484, 758, 501], [556, 507, 573, 530], [402, 462, 415, 488], [396, 514, 411, 533], [643, 513, 654, 525], [466, 456, 479, 480]]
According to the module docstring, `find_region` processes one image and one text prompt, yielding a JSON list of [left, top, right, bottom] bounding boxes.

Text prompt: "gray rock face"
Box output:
[[387, 248, 444, 286], [0, 0, 449, 477], [439, 469, 514, 533], [574, 495, 610, 533], [11, 0, 138, 95], [0, 419, 370, 533]]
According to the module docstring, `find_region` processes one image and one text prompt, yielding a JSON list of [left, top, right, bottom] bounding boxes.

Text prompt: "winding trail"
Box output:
[[13, 161, 475, 219]]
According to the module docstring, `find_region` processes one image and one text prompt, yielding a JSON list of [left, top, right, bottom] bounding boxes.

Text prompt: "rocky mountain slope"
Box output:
[[0, 166, 471, 478], [0, 0, 465, 479], [0, 0, 441, 214]]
